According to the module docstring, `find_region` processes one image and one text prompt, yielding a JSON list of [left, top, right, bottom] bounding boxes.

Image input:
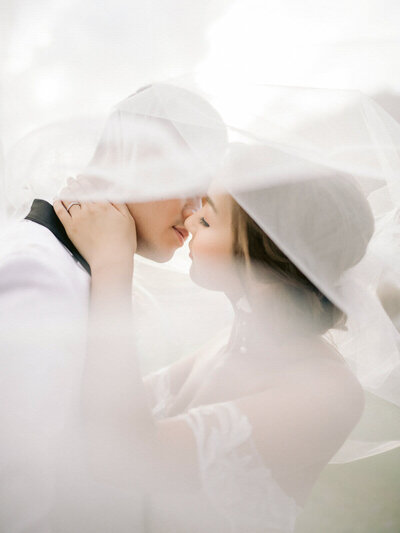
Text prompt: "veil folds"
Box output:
[[1, 81, 400, 464]]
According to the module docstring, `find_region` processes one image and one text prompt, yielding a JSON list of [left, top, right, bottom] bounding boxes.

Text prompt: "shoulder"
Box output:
[[0, 221, 90, 315], [287, 337, 365, 424], [0, 220, 89, 285], [236, 339, 364, 454], [308, 339, 363, 404], [0, 219, 67, 258]]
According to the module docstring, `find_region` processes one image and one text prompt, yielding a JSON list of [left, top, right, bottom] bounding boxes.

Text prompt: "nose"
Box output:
[[182, 196, 201, 222], [184, 211, 197, 234]]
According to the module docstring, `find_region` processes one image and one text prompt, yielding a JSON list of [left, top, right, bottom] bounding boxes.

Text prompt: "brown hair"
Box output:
[[231, 200, 345, 333]]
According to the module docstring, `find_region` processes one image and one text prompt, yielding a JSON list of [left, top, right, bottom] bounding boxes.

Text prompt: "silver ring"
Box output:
[[66, 202, 81, 213]]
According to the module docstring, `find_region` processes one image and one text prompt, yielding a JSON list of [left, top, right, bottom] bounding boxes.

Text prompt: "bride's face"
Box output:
[[184, 192, 239, 292]]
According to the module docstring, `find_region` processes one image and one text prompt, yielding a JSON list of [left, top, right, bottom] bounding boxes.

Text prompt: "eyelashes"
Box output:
[[200, 217, 210, 227]]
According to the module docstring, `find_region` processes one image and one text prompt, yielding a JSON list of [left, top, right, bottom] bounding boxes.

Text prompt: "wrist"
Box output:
[[90, 260, 133, 306], [91, 262, 134, 288], [90, 255, 134, 276]]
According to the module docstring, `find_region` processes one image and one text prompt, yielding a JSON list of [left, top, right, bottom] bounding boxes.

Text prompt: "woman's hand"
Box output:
[[54, 180, 137, 274]]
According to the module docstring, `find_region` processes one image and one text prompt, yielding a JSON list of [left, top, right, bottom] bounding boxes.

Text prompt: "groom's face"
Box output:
[[127, 197, 200, 262]]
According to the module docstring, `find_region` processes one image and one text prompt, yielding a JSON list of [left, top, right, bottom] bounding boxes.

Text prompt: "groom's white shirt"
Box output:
[[0, 219, 144, 532], [0, 219, 90, 532]]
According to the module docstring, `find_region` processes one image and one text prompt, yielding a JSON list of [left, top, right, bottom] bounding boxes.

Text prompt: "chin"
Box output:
[[155, 251, 175, 263], [138, 244, 176, 263]]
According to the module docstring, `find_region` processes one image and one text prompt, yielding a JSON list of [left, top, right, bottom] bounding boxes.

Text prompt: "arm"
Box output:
[[53, 199, 202, 490], [0, 252, 87, 427], [0, 251, 88, 529], [54, 200, 363, 495], [143, 351, 199, 416]]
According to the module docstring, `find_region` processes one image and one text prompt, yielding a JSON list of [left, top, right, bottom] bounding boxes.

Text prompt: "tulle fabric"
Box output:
[[1, 80, 400, 532], [145, 365, 300, 533], [2, 81, 400, 463]]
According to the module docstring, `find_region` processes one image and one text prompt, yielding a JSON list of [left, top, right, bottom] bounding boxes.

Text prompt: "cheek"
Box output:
[[154, 200, 182, 221], [192, 229, 232, 259], [134, 207, 172, 241], [130, 200, 179, 230], [190, 230, 235, 290]]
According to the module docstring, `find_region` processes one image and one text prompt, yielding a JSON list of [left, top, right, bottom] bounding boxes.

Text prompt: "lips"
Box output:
[[173, 226, 189, 246]]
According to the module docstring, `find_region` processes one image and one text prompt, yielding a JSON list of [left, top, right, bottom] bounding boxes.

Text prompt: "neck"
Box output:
[[226, 281, 316, 358]]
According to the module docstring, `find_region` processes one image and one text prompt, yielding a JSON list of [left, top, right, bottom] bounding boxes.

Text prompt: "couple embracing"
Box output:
[[0, 82, 395, 532]]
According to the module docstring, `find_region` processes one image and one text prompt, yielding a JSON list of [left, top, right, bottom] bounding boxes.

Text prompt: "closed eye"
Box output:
[[200, 217, 210, 227]]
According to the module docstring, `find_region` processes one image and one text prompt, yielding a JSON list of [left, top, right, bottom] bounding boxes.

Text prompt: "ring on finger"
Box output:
[[66, 202, 81, 213]]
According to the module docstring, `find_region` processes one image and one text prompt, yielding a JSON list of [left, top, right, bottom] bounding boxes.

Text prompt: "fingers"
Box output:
[[63, 202, 82, 216], [110, 203, 132, 218], [66, 177, 85, 201], [58, 176, 130, 220], [67, 176, 113, 211], [73, 175, 98, 205], [53, 200, 72, 224], [58, 176, 87, 203], [57, 176, 91, 217], [75, 174, 97, 195]]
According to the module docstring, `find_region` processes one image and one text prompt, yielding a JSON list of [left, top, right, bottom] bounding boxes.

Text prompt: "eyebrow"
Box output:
[[204, 195, 218, 213]]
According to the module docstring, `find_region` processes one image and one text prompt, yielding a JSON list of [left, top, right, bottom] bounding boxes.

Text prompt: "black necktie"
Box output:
[[25, 199, 91, 275]]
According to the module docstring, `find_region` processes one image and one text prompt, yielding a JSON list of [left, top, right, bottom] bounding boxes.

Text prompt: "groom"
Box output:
[[0, 84, 226, 532]]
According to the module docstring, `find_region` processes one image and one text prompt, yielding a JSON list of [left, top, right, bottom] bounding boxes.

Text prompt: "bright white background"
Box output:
[[1, 0, 400, 150]]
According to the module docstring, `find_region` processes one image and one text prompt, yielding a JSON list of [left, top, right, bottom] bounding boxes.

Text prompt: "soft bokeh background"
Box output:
[[1, 0, 400, 148], [1, 1, 399, 530]]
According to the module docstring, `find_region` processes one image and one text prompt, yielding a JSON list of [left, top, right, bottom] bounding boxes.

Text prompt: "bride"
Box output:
[[53, 139, 375, 531]]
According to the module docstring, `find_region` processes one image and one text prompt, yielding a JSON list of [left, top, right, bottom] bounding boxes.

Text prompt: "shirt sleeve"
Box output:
[[0, 252, 88, 530]]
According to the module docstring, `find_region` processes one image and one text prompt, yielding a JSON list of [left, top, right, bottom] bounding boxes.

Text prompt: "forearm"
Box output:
[[83, 262, 158, 482], [90, 259, 134, 312]]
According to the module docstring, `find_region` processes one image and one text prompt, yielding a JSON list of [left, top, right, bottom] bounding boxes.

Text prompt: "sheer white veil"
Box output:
[[2, 82, 228, 220], [1, 82, 400, 532], [2, 81, 400, 464], [90, 82, 400, 463], [207, 85, 400, 462]]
